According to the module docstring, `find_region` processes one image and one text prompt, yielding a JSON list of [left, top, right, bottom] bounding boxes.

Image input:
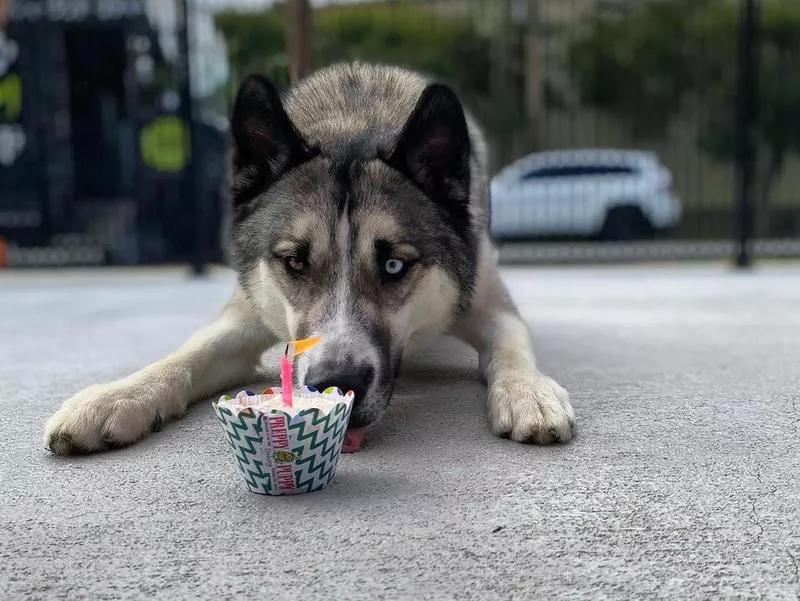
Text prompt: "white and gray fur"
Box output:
[[44, 63, 575, 454]]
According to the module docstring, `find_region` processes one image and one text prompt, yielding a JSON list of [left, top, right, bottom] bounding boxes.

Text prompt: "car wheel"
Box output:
[[599, 206, 653, 241]]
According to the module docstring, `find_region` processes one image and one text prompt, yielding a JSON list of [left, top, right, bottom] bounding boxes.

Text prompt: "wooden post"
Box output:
[[0, 0, 11, 28], [286, 0, 313, 83], [523, 0, 544, 152]]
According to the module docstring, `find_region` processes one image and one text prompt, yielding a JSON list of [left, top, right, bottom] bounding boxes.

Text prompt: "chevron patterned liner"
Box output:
[[213, 386, 354, 495]]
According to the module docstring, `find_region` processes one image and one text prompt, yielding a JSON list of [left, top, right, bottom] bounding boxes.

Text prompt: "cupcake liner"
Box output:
[[213, 386, 354, 495]]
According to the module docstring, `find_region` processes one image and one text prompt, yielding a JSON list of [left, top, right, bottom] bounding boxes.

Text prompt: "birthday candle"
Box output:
[[280, 345, 294, 408], [279, 336, 323, 408]]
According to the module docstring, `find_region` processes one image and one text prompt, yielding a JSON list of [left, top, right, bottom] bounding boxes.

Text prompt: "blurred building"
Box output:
[[0, 0, 230, 266]]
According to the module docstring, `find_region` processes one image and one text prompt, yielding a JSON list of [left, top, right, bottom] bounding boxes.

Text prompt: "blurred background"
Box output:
[[0, 0, 797, 271]]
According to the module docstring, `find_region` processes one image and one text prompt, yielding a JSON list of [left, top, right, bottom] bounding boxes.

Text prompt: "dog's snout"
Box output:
[[309, 362, 374, 403]]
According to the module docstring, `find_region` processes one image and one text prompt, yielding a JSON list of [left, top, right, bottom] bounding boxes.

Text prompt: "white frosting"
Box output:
[[216, 390, 352, 416]]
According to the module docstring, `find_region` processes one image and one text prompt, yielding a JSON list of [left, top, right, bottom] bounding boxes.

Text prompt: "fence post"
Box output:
[[734, 0, 759, 268], [177, 0, 205, 276]]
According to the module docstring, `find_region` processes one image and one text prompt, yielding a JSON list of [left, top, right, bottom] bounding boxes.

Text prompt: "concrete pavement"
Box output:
[[1, 264, 798, 600]]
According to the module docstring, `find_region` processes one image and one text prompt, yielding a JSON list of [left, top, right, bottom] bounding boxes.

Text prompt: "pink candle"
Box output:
[[280, 345, 293, 408], [278, 337, 322, 409]]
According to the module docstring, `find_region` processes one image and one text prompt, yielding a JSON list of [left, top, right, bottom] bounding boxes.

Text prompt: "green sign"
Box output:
[[139, 115, 190, 173], [0, 72, 21, 122]]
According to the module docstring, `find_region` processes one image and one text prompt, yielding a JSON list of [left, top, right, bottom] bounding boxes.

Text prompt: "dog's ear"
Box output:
[[387, 83, 471, 214], [230, 74, 316, 211]]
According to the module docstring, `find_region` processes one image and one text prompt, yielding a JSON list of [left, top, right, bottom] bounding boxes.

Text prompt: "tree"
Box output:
[[568, 0, 800, 235], [215, 2, 491, 110], [215, 1, 505, 161]]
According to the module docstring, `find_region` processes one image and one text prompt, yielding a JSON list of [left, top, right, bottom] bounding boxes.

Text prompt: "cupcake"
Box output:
[[213, 386, 354, 495]]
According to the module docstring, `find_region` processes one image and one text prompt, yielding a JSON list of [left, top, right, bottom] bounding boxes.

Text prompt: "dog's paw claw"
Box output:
[[47, 429, 91, 456], [489, 373, 575, 445], [100, 435, 126, 450]]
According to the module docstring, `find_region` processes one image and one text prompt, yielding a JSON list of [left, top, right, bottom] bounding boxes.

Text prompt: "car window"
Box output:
[[521, 164, 636, 180]]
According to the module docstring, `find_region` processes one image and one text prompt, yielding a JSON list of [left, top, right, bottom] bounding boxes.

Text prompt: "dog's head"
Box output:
[[228, 73, 476, 427]]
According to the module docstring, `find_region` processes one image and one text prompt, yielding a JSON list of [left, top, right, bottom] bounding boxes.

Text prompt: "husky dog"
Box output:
[[44, 63, 574, 455]]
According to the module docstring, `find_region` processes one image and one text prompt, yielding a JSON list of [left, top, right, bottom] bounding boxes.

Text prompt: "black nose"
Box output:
[[309, 362, 374, 403]]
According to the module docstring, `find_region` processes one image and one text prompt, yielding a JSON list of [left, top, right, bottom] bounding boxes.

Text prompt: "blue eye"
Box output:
[[384, 259, 405, 275]]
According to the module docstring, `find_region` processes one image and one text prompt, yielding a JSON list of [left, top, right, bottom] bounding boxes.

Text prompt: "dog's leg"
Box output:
[[452, 260, 575, 444], [44, 288, 275, 455]]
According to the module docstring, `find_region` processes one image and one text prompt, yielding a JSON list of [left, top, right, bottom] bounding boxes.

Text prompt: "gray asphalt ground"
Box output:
[[1, 263, 799, 600]]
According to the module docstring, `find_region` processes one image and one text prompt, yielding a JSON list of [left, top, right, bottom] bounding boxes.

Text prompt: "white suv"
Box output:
[[489, 149, 683, 241]]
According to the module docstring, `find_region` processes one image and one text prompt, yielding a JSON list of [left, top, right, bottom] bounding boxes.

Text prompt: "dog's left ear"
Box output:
[[230, 74, 316, 211], [388, 83, 471, 209]]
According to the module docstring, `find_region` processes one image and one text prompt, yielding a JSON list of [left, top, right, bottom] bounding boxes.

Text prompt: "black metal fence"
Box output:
[[1, 0, 798, 269], [0, 0, 229, 269]]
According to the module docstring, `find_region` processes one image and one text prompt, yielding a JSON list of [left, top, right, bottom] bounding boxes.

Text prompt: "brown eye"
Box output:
[[284, 256, 306, 274]]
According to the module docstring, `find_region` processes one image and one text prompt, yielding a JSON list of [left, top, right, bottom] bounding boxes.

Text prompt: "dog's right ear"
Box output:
[[230, 74, 316, 210]]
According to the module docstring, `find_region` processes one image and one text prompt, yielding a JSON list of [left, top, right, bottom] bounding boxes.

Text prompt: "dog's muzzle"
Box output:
[[298, 327, 388, 428], [305, 360, 375, 424], [307, 360, 375, 399]]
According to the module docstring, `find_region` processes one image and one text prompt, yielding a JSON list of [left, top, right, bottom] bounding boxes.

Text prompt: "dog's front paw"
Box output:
[[488, 372, 575, 445], [43, 372, 187, 455]]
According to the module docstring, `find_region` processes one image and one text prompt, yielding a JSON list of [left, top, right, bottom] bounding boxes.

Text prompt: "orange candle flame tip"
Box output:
[[289, 335, 323, 357]]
